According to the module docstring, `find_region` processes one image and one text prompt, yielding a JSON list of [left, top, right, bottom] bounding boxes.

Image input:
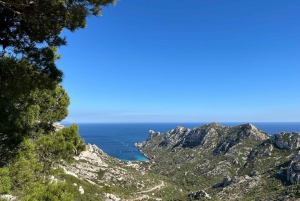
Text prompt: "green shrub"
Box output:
[[0, 167, 11, 194]]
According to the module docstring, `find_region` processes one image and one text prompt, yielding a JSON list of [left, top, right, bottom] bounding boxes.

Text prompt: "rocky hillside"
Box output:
[[54, 143, 173, 201], [3, 122, 300, 201], [1, 124, 172, 201], [136, 123, 300, 200]]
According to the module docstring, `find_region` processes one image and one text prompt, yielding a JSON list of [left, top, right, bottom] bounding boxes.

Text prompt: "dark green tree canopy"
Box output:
[[0, 0, 113, 198], [0, 0, 116, 50], [0, 0, 115, 83]]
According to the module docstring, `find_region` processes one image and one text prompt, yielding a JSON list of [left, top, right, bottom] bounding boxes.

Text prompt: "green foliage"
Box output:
[[0, 167, 11, 194], [0, 56, 60, 98], [0, 0, 116, 49], [8, 139, 42, 190], [103, 185, 113, 194], [36, 124, 86, 171], [22, 181, 73, 201], [6, 129, 86, 199], [55, 173, 105, 201], [0, 0, 117, 200], [0, 58, 70, 162], [0, 0, 115, 84]]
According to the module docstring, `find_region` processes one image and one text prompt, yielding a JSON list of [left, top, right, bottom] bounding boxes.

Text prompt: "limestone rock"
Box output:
[[74, 144, 108, 166], [134, 142, 145, 148], [148, 130, 160, 140], [268, 132, 300, 150], [53, 122, 64, 131], [105, 193, 121, 201], [183, 124, 220, 148], [160, 126, 190, 147], [50, 175, 58, 184], [222, 176, 233, 186], [62, 144, 110, 181], [213, 123, 269, 155], [213, 176, 234, 188], [79, 186, 84, 194], [0, 195, 16, 201], [232, 158, 239, 165], [287, 151, 300, 183], [189, 190, 211, 199]]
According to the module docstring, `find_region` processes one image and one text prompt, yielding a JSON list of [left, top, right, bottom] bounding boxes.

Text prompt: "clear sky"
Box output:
[[57, 0, 300, 123]]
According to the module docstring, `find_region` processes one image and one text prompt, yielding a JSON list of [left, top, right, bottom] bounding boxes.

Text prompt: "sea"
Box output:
[[64, 122, 300, 162]]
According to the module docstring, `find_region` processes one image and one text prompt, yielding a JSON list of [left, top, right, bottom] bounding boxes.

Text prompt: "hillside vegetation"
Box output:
[[2, 122, 300, 200]]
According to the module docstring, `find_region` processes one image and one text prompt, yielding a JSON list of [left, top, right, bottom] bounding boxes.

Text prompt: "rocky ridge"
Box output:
[[136, 123, 300, 200]]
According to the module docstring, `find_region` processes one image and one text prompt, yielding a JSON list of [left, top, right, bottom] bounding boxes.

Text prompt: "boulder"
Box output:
[[189, 190, 211, 199], [0, 195, 16, 201], [79, 186, 84, 194]]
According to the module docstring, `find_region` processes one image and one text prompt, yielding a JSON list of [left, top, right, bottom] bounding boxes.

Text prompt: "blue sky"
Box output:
[[57, 0, 300, 123]]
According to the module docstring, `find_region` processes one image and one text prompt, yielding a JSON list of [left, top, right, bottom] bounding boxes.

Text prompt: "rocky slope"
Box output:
[[136, 123, 300, 200], [57, 143, 172, 201], [5, 122, 300, 200]]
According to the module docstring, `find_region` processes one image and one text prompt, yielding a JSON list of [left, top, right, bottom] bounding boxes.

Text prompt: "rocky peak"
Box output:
[[165, 126, 190, 138], [237, 123, 269, 141], [208, 122, 223, 127], [182, 125, 219, 148], [168, 126, 189, 135], [241, 123, 255, 129], [148, 130, 160, 140], [159, 126, 190, 147], [212, 124, 269, 155], [150, 123, 269, 153]]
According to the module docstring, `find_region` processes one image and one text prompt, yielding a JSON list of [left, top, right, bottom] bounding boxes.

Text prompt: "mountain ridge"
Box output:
[[135, 122, 300, 200]]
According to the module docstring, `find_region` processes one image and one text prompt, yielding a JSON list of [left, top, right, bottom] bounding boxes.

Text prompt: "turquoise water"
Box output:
[[71, 122, 300, 161], [120, 154, 149, 162]]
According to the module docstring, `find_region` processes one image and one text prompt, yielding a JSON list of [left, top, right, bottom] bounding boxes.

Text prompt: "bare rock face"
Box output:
[[269, 132, 300, 150], [148, 130, 160, 140], [213, 176, 234, 188], [53, 122, 64, 131], [222, 176, 233, 187], [160, 126, 190, 147], [74, 143, 108, 166], [189, 190, 211, 199], [214, 174, 262, 200], [62, 144, 108, 181], [0, 195, 17, 201], [213, 123, 269, 155], [287, 151, 300, 183], [134, 142, 145, 148], [183, 124, 220, 148], [240, 123, 269, 141], [105, 193, 121, 201]]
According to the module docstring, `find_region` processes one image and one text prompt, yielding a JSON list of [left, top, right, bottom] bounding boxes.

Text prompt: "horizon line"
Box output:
[[60, 121, 300, 124]]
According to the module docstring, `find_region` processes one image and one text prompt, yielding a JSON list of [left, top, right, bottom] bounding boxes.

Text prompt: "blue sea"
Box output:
[[68, 122, 300, 161]]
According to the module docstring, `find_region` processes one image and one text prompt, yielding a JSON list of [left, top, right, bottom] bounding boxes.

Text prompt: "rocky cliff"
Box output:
[[136, 123, 300, 200]]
